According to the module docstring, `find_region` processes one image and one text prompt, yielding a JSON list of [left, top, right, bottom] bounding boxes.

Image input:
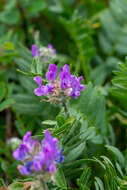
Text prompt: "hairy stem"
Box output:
[[41, 180, 48, 190], [62, 102, 69, 117]]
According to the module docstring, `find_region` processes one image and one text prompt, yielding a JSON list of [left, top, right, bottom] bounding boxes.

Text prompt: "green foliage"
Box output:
[[61, 11, 95, 81], [99, 0, 127, 56], [74, 82, 106, 134], [111, 60, 127, 108]]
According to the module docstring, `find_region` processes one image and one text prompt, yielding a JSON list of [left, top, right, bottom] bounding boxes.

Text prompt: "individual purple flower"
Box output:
[[44, 84, 55, 95], [48, 44, 53, 49], [32, 151, 44, 172], [18, 161, 33, 175], [31, 44, 37, 56], [13, 144, 29, 161], [56, 149, 65, 164], [34, 76, 54, 96], [31, 44, 40, 57], [13, 131, 40, 161], [41, 130, 59, 173], [34, 86, 45, 96], [46, 64, 57, 81], [59, 64, 71, 89], [70, 75, 85, 99], [34, 76, 42, 87]]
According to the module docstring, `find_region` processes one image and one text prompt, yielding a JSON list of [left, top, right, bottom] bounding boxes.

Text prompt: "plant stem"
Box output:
[[62, 102, 69, 117], [41, 180, 48, 190]]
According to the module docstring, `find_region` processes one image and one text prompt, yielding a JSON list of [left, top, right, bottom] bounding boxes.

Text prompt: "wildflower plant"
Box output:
[[11, 43, 85, 189], [1, 0, 127, 189]]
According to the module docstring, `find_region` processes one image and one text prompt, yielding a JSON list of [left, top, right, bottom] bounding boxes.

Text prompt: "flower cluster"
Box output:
[[13, 130, 64, 176], [31, 44, 56, 61], [34, 64, 85, 103]]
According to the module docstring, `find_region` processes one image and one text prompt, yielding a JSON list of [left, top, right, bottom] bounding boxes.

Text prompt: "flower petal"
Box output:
[[31, 44, 37, 57], [33, 76, 42, 87], [46, 64, 57, 81], [34, 87, 44, 96]]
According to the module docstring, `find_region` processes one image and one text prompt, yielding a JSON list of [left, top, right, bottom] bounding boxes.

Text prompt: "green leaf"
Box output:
[[105, 145, 125, 167], [54, 116, 75, 136], [73, 82, 107, 136], [120, 177, 127, 190], [56, 115, 66, 127], [26, 0, 47, 17], [0, 82, 6, 101], [55, 167, 67, 189], [3, 41, 15, 50], [99, 0, 127, 55], [60, 10, 95, 80], [77, 167, 91, 188], [95, 177, 104, 190], [115, 162, 124, 178], [42, 120, 57, 126], [0, 9, 20, 25], [64, 142, 86, 162], [0, 98, 14, 112], [111, 61, 127, 110]]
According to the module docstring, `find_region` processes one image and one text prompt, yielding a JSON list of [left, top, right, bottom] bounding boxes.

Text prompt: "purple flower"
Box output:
[[46, 64, 57, 81], [34, 76, 42, 87], [33, 76, 44, 96], [48, 164, 56, 173], [31, 44, 40, 57], [13, 130, 64, 176], [31, 44, 37, 56], [32, 152, 44, 171], [70, 75, 85, 99], [34, 84, 54, 96], [34, 76, 54, 96], [13, 131, 40, 162], [19, 161, 33, 175], [56, 149, 65, 164], [33, 64, 85, 101], [23, 131, 40, 152], [59, 64, 71, 89], [48, 44, 53, 49], [41, 130, 59, 173], [13, 144, 29, 161]]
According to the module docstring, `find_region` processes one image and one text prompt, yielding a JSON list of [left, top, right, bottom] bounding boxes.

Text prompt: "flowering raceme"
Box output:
[[33, 64, 85, 103], [31, 44, 56, 61], [13, 130, 64, 176]]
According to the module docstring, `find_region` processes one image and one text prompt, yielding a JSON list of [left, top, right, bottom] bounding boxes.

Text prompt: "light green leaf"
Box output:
[[95, 177, 104, 190], [105, 145, 125, 167], [64, 142, 85, 162], [55, 167, 67, 188], [42, 120, 57, 126], [0, 98, 14, 112]]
